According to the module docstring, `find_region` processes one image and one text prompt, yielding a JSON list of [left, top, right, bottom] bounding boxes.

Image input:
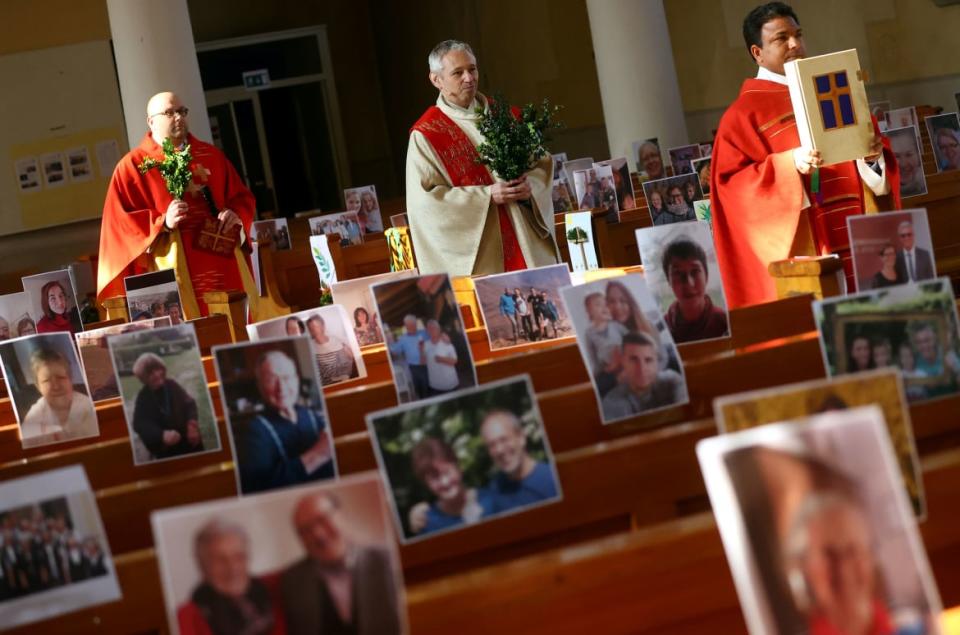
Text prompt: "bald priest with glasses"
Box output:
[[97, 91, 257, 318]]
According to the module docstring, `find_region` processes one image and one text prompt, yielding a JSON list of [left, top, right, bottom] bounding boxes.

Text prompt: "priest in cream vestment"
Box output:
[[406, 40, 560, 276]]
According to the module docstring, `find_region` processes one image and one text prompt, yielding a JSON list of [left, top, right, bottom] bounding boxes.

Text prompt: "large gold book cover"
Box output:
[[785, 49, 873, 166]]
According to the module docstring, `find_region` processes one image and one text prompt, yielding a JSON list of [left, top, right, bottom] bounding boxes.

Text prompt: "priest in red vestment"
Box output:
[[97, 92, 257, 318], [711, 3, 900, 308], [406, 40, 559, 276]]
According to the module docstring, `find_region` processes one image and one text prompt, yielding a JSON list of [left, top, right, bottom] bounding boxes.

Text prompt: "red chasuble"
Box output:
[[97, 133, 255, 316], [710, 79, 900, 308], [410, 106, 527, 272]]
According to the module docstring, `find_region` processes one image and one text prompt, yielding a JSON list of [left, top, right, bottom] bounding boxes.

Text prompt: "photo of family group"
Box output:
[[887, 126, 928, 198], [632, 138, 665, 180], [153, 474, 407, 635], [814, 277, 960, 403], [366, 376, 561, 543], [697, 407, 941, 635], [594, 157, 636, 211], [22, 270, 83, 336], [214, 336, 337, 496], [373, 273, 476, 404], [641, 174, 703, 226], [561, 274, 689, 424], [124, 269, 185, 324], [0, 333, 98, 450], [344, 184, 385, 233], [636, 220, 730, 344], [572, 165, 619, 223], [76, 317, 171, 401], [667, 143, 702, 175], [308, 211, 364, 246], [108, 324, 221, 464], [251, 218, 291, 250], [551, 177, 574, 213], [473, 264, 573, 350], [713, 368, 925, 518], [331, 269, 419, 347], [0, 467, 121, 631], [924, 111, 960, 173], [0, 292, 36, 341], [848, 210, 936, 291], [247, 305, 366, 388]]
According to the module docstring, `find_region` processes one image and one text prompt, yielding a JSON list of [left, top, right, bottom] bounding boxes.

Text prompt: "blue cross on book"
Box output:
[[814, 71, 857, 130]]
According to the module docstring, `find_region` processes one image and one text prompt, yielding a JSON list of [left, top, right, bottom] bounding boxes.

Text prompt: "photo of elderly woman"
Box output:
[[0, 332, 99, 449], [108, 323, 220, 465], [562, 273, 689, 424], [247, 305, 367, 388], [367, 376, 561, 543], [22, 271, 83, 336], [214, 336, 337, 496]]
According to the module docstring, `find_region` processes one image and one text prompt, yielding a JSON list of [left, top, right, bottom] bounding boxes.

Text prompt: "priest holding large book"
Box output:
[[711, 3, 901, 308], [406, 40, 560, 277]]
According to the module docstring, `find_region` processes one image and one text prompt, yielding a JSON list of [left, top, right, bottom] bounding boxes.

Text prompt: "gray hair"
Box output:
[[428, 40, 475, 74], [132, 352, 166, 382], [193, 518, 248, 564], [255, 349, 297, 378], [403, 314, 418, 326], [897, 220, 914, 232]]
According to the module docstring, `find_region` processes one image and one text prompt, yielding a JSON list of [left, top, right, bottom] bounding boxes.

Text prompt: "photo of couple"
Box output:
[[366, 376, 562, 543], [848, 210, 936, 291]]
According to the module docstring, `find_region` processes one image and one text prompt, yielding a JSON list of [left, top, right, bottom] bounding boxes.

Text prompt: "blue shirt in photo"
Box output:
[[489, 461, 558, 513], [389, 329, 427, 365], [422, 489, 496, 534]]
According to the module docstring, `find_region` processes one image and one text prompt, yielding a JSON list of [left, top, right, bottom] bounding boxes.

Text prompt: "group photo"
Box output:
[[641, 174, 703, 226], [124, 269, 185, 324]]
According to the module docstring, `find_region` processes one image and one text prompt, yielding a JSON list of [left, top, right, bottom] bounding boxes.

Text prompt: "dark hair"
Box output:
[[662, 239, 708, 281], [742, 2, 799, 54], [878, 241, 896, 257], [411, 437, 458, 482], [285, 316, 305, 333], [621, 330, 659, 352], [353, 307, 369, 327]]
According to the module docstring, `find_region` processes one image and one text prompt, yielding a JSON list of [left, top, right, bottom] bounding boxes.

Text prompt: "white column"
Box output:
[[586, 0, 689, 165], [106, 0, 211, 148]]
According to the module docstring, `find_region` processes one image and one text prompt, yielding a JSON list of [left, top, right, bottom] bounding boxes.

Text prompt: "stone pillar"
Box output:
[[106, 0, 211, 148], [585, 0, 689, 165]]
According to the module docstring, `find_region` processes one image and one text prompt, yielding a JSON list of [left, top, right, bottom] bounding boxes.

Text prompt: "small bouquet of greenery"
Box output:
[[138, 138, 193, 199], [475, 95, 563, 181]]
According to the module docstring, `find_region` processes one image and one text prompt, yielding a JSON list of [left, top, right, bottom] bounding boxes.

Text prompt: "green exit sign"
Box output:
[[242, 69, 270, 91]]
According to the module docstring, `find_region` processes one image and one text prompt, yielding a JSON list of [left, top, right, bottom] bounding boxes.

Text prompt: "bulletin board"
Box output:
[[0, 40, 128, 237]]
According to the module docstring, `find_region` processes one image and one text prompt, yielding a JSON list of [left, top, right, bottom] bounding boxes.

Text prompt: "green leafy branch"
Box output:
[[475, 94, 563, 181], [138, 138, 193, 199]]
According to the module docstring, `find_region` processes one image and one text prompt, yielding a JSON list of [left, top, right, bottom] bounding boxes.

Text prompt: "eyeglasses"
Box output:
[[149, 107, 189, 119]]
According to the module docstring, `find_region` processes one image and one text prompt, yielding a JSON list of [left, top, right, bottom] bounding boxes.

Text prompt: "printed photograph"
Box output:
[[591, 163, 619, 222], [885, 106, 918, 133], [551, 152, 568, 177], [697, 407, 942, 635], [40, 152, 66, 188], [642, 173, 703, 226], [0, 333, 99, 449], [124, 269, 185, 324], [308, 211, 364, 246], [473, 264, 574, 350], [366, 376, 562, 543], [635, 220, 730, 343], [564, 211, 599, 272], [372, 273, 477, 404], [0, 466, 121, 631], [693, 199, 712, 226], [22, 270, 83, 336], [251, 218, 291, 250], [572, 168, 599, 212], [594, 157, 637, 211], [633, 138, 666, 180], [344, 184, 384, 233], [924, 111, 960, 173], [691, 156, 712, 196], [75, 317, 171, 402], [560, 273, 689, 424], [331, 269, 419, 347], [667, 143, 702, 175], [561, 157, 594, 199], [551, 177, 574, 213], [886, 125, 928, 198], [247, 305, 366, 387], [213, 336, 337, 496], [813, 277, 960, 402], [0, 292, 36, 341], [108, 323, 221, 464], [848, 209, 936, 292], [869, 100, 891, 121], [713, 368, 925, 518], [153, 474, 408, 635]]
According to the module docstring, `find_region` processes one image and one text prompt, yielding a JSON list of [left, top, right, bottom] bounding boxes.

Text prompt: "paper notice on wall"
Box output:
[[40, 152, 67, 188], [310, 234, 338, 287], [66, 146, 93, 183], [14, 156, 41, 193], [95, 139, 120, 178]]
